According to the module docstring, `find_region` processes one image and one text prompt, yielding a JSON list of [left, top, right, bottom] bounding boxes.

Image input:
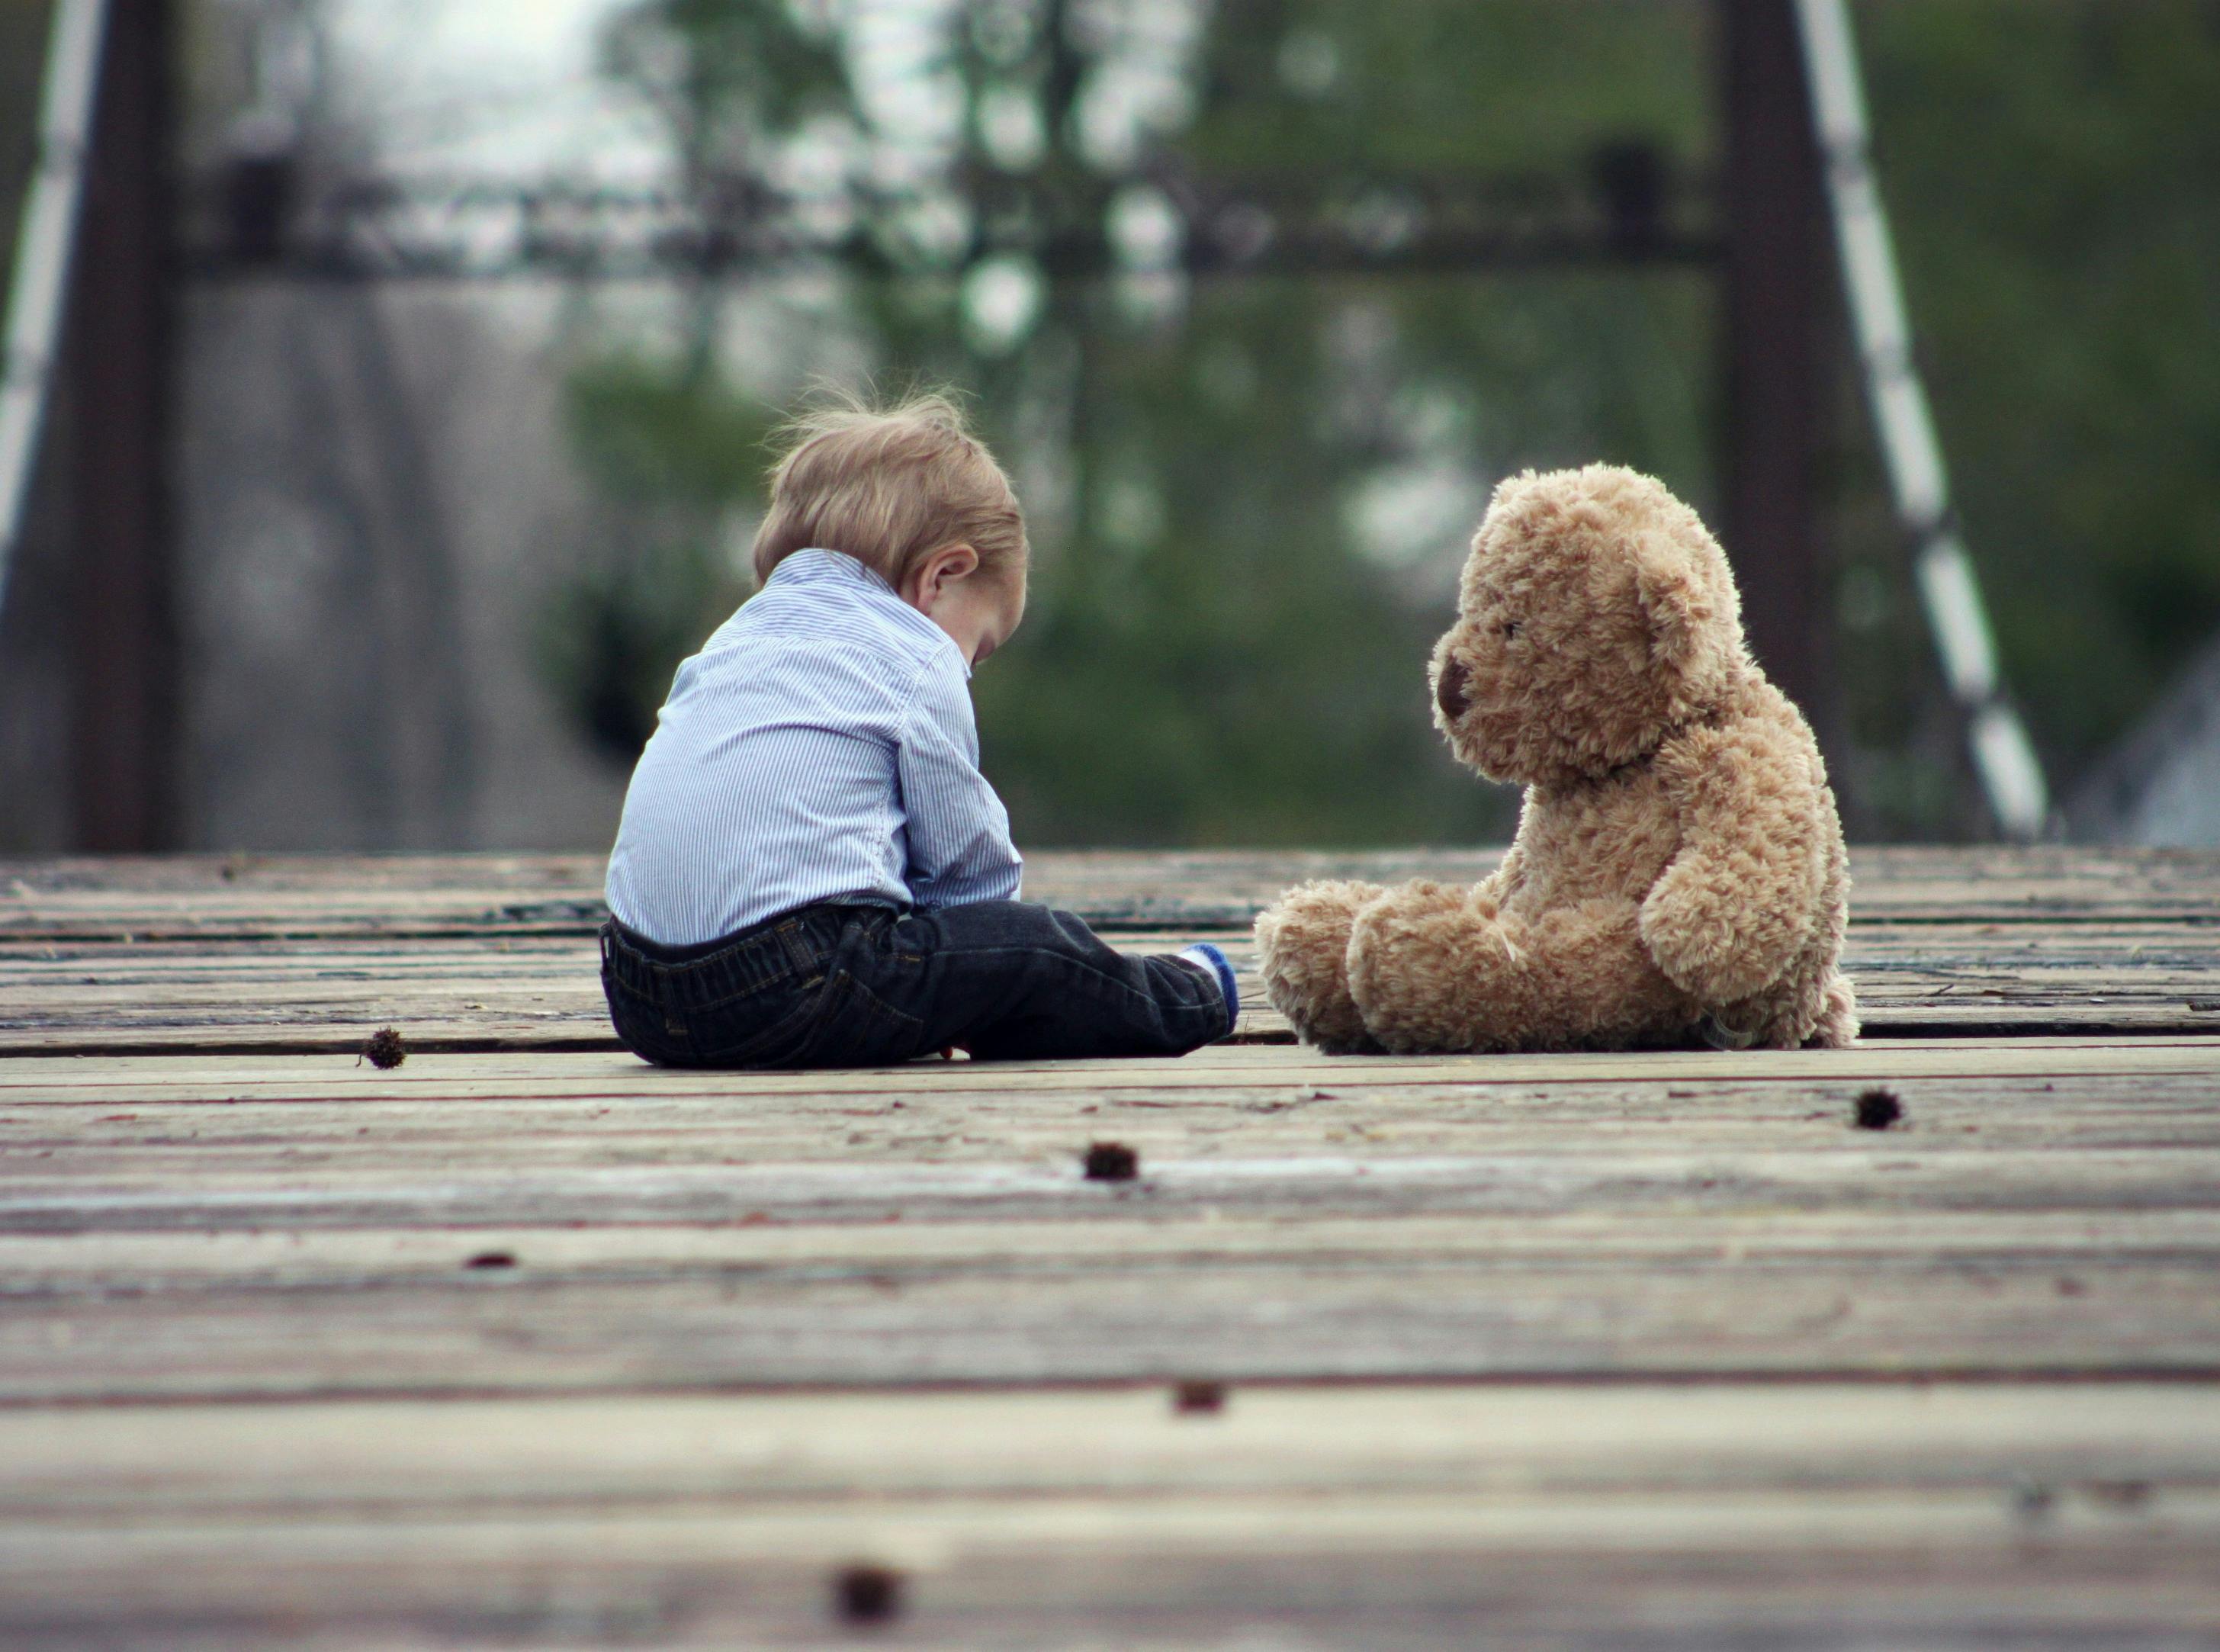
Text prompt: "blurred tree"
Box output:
[[544, 0, 1715, 846], [534, 0, 849, 764], [541, 0, 2220, 845]]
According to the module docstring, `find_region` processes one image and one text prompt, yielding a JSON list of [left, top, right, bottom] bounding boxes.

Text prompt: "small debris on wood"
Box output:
[[833, 1564, 904, 1624], [464, 1252, 516, 1270], [1084, 1140, 1139, 1181], [1172, 1380, 1227, 1415], [2054, 1275, 2087, 1297], [2011, 1478, 2055, 1522], [360, 1027, 406, 1069], [1852, 1087, 1902, 1130]]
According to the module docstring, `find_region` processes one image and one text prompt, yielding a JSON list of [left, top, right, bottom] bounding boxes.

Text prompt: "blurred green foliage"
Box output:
[[541, 0, 2220, 844], [535, 357, 780, 761]]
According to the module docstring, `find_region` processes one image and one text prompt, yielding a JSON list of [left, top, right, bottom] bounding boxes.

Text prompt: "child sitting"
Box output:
[[599, 392, 1238, 1068]]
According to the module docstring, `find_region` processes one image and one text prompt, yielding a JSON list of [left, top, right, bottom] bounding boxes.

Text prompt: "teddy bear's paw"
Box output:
[[1638, 879, 1803, 1008], [1255, 880, 1383, 1050]]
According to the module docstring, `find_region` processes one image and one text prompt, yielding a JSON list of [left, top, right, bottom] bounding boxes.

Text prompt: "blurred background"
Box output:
[[2, 0, 2216, 855]]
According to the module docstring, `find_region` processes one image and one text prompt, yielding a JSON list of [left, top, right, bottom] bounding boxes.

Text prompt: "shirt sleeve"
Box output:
[[895, 649, 1024, 908]]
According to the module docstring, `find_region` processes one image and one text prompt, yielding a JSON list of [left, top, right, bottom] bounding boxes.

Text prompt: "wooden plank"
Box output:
[[5, 845, 2219, 940], [6, 1382, 2206, 1513], [7, 1139, 2217, 1229], [5, 1208, 2215, 1287], [0, 848, 2212, 1648], [11, 1260, 2215, 1398], [1, 1387, 2214, 1648], [2, 1051, 2216, 1395], [8, 1496, 2215, 1650], [7, 924, 2220, 1053], [5, 845, 2215, 1054], [11, 1069, 2220, 1165]]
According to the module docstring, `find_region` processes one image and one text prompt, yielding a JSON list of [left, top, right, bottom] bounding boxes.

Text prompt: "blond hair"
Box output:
[[751, 390, 1028, 593]]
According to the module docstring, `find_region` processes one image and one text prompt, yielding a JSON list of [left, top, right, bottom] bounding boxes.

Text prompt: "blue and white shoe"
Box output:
[[1178, 943, 1241, 1038]]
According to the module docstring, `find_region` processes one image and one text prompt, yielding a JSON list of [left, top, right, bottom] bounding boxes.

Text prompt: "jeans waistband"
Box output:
[[599, 905, 854, 1009]]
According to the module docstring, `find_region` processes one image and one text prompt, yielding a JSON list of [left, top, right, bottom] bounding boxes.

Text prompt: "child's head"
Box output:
[[753, 391, 1028, 664]]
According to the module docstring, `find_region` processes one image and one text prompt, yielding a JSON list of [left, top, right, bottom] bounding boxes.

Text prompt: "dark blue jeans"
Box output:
[[600, 901, 1229, 1069]]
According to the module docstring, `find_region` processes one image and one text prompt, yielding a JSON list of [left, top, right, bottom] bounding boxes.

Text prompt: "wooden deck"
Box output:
[[2, 845, 2217, 1647]]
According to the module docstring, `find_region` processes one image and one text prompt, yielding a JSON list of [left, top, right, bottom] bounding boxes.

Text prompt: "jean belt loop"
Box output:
[[779, 915, 822, 979]]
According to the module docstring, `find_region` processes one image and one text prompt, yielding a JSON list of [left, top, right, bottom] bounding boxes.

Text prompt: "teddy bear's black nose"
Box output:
[[1436, 656, 1472, 720]]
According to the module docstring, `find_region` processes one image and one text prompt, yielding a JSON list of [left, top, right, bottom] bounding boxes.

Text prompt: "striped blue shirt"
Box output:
[[605, 548, 1023, 947]]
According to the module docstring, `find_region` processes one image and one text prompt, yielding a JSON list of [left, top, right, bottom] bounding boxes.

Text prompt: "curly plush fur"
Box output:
[[1257, 464, 1857, 1054]]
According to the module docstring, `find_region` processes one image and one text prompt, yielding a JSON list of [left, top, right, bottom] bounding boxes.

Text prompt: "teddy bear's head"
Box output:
[[1429, 464, 1747, 785]]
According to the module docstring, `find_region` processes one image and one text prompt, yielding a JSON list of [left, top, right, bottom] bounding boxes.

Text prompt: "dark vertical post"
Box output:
[[69, 0, 178, 850], [1720, 0, 1831, 735]]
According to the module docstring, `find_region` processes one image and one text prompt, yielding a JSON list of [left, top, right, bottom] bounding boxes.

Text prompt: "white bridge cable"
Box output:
[[0, 0, 109, 622], [1792, 0, 2050, 839]]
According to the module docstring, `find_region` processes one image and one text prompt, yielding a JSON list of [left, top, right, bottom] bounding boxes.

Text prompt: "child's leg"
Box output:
[[861, 901, 1233, 1061]]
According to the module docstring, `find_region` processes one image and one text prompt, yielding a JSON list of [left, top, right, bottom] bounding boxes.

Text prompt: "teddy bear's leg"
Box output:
[[1344, 880, 1515, 1052], [1533, 899, 1698, 1046], [1255, 879, 1387, 1053], [1348, 887, 1685, 1053]]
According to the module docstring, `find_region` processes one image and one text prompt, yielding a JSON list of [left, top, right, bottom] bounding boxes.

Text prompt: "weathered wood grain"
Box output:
[[10, 1068, 2220, 1165], [9, 1497, 2215, 1650], [6, 846, 2217, 1054], [8, 1228, 2218, 1397], [7, 1139, 2215, 1229], [3, 849, 2218, 1646], [8, 918, 2220, 1054], [6, 1208, 2214, 1289], [6, 1381, 2209, 1509], [2, 1044, 2217, 1398], [2, 1387, 2214, 1650], [5, 1229, 2217, 1396], [6, 844, 2219, 940]]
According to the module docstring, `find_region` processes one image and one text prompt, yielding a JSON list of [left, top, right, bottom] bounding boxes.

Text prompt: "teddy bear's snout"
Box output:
[[1435, 655, 1473, 721]]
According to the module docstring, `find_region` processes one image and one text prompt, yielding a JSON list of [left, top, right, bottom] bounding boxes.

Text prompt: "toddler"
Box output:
[[600, 393, 1238, 1067]]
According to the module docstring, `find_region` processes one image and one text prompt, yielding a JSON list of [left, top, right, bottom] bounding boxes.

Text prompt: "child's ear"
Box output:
[[908, 545, 977, 610]]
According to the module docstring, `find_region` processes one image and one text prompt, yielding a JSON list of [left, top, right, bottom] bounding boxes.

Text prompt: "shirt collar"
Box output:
[[768, 548, 969, 677]]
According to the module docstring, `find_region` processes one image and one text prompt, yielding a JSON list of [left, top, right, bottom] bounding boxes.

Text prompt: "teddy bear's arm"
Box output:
[[1639, 720, 1825, 1005]]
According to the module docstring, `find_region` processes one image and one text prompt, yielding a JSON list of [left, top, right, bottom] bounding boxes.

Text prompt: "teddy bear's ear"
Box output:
[[1633, 536, 1709, 671]]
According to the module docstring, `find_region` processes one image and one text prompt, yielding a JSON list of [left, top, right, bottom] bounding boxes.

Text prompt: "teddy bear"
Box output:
[[1257, 463, 1857, 1054]]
